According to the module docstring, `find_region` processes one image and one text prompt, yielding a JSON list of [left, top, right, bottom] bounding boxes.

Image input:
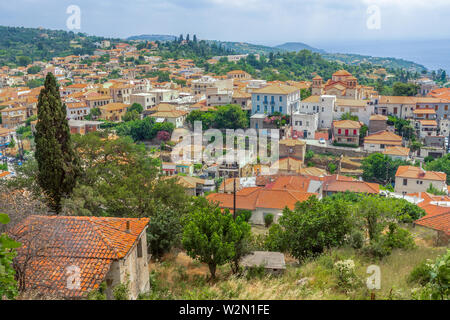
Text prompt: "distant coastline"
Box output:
[[315, 39, 450, 73]]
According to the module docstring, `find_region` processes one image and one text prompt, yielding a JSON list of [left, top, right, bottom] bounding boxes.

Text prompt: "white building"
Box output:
[[251, 83, 300, 116]]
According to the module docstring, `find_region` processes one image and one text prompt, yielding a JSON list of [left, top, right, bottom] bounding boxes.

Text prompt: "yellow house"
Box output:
[[99, 102, 130, 121]]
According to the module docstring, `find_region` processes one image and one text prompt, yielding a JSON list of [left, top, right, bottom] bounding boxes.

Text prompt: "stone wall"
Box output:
[[306, 144, 370, 158]]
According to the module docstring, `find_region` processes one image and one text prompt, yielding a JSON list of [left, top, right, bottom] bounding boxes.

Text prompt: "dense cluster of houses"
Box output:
[[1, 40, 449, 299]]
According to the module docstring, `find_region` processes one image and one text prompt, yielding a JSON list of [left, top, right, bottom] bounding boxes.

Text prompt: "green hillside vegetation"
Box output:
[[0, 26, 117, 67], [322, 53, 426, 73], [275, 42, 325, 54]]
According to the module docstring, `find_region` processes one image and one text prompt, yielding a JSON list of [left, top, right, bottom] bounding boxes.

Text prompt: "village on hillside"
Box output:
[[0, 32, 449, 302]]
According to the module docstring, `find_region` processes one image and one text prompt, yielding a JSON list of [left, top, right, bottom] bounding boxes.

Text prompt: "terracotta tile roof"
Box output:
[[369, 114, 388, 121], [252, 83, 299, 95], [323, 179, 379, 194], [207, 186, 316, 211], [395, 165, 446, 181], [333, 70, 352, 76], [364, 130, 402, 145], [413, 108, 436, 114], [11, 215, 149, 298], [383, 146, 410, 157], [333, 120, 361, 129], [419, 120, 437, 126], [415, 209, 450, 235]]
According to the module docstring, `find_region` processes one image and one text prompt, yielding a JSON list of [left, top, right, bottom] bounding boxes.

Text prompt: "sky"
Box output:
[[1, 0, 450, 47]]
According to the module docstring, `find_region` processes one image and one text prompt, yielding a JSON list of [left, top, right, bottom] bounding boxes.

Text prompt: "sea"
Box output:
[[315, 39, 450, 74]]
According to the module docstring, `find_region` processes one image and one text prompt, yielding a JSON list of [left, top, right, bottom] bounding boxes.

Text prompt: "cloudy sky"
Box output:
[[1, 0, 449, 46]]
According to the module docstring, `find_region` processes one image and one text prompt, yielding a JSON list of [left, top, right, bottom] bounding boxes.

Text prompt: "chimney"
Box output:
[[126, 221, 131, 233]]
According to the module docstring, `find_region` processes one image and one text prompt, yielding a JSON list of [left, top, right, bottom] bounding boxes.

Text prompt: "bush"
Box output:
[[348, 230, 364, 249], [245, 265, 266, 280], [384, 223, 416, 250], [265, 224, 287, 252], [237, 210, 252, 222], [113, 282, 130, 300], [362, 239, 392, 259], [408, 260, 432, 285], [264, 214, 274, 228], [334, 259, 361, 292]]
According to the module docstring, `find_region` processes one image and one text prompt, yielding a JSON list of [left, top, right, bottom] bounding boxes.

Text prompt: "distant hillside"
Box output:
[[0, 26, 115, 66], [127, 34, 177, 42], [322, 52, 427, 73], [206, 40, 281, 55], [275, 42, 326, 54]]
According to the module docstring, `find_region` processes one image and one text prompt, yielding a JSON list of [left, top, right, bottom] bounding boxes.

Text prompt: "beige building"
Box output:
[[363, 130, 403, 153], [332, 120, 361, 146], [99, 102, 130, 121], [312, 70, 376, 100], [394, 165, 447, 195]]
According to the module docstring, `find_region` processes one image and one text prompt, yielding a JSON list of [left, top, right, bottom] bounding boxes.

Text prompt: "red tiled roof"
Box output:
[[396, 166, 446, 181], [415, 209, 450, 235], [11, 215, 149, 298]]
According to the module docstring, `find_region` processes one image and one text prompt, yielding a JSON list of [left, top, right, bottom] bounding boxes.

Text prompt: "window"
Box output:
[[137, 238, 143, 258], [338, 129, 342, 134], [279, 107, 283, 113], [257, 95, 260, 101], [257, 105, 260, 112], [403, 179, 407, 186], [353, 129, 357, 135], [279, 96, 282, 102], [446, 105, 449, 111], [271, 106, 274, 113]]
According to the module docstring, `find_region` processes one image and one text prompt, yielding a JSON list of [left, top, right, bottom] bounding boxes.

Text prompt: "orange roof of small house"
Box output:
[[252, 83, 299, 95], [369, 114, 388, 121], [413, 108, 436, 115], [383, 146, 410, 157], [415, 209, 450, 235], [333, 120, 361, 129], [333, 70, 352, 77], [323, 180, 379, 194], [395, 166, 446, 181], [364, 130, 402, 145], [11, 215, 149, 298], [419, 120, 438, 126]]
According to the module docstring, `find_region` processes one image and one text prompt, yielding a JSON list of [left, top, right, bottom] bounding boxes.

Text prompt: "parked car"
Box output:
[[319, 138, 326, 145]]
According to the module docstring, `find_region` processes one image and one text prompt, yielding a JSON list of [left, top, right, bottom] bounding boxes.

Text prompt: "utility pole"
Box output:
[[233, 176, 236, 220]]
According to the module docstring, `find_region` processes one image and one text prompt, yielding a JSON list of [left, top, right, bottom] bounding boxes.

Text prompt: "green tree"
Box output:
[[147, 203, 183, 260], [362, 153, 408, 185], [35, 72, 81, 214], [0, 213, 21, 300], [392, 82, 419, 96], [182, 197, 250, 279], [274, 196, 352, 262], [340, 112, 359, 121], [128, 103, 144, 114], [213, 105, 249, 129], [425, 154, 450, 184]]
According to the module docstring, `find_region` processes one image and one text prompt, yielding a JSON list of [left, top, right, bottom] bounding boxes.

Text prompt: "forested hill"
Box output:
[[0, 26, 116, 66]]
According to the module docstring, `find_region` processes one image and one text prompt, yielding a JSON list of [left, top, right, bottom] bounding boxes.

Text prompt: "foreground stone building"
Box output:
[[10, 215, 150, 299]]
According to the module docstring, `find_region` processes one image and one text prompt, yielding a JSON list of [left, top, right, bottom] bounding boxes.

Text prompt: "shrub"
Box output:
[[348, 230, 364, 249], [265, 224, 287, 252], [362, 239, 392, 259], [334, 259, 361, 291], [384, 223, 416, 250], [245, 265, 266, 280], [237, 210, 252, 222], [113, 282, 130, 300], [408, 260, 432, 285], [264, 214, 274, 228]]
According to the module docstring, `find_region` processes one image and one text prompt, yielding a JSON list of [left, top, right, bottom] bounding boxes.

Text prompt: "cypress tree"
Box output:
[[35, 72, 81, 214]]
